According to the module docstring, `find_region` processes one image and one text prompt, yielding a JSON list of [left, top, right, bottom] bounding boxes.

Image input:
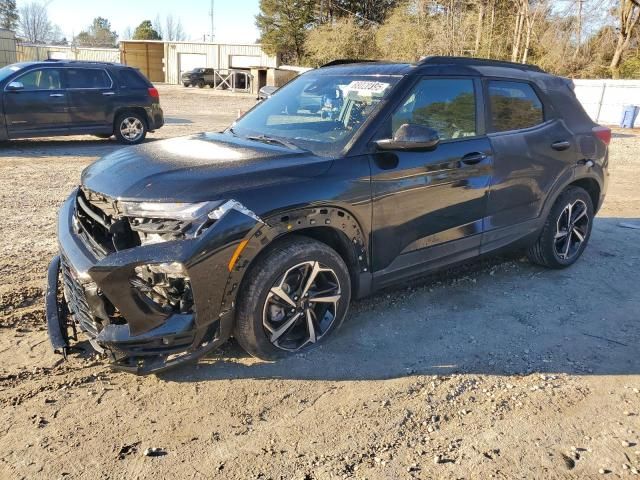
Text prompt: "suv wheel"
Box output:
[[114, 112, 147, 145], [527, 186, 594, 268], [235, 236, 351, 360], [196, 80, 205, 88], [183, 82, 189, 87]]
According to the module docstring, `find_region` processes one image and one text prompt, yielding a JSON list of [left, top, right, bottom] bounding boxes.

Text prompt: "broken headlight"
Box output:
[[119, 199, 260, 245]]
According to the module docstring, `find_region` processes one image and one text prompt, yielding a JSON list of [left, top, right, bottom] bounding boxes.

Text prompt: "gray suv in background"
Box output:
[[0, 60, 164, 145]]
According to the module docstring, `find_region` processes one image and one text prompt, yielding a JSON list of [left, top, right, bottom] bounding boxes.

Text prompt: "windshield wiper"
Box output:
[[246, 134, 303, 151]]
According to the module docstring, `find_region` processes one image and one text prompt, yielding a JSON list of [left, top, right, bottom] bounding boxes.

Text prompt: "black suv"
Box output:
[[181, 68, 215, 88], [46, 57, 609, 374], [0, 60, 164, 144]]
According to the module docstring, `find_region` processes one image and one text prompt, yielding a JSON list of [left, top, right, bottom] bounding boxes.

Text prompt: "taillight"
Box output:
[[592, 126, 611, 145], [148, 87, 159, 99]]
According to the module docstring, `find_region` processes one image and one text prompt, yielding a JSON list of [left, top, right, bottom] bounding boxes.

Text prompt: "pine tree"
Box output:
[[0, 0, 19, 31]]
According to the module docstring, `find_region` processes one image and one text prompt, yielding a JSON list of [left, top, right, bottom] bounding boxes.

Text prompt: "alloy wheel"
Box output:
[[262, 261, 341, 352], [554, 199, 589, 261], [119, 117, 144, 142]]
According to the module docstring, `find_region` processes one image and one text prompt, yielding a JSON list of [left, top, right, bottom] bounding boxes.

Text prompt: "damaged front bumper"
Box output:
[[45, 191, 259, 374]]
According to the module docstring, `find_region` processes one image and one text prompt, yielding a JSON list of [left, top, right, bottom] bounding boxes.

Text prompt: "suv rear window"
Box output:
[[488, 81, 544, 132], [66, 68, 111, 89], [117, 69, 150, 88]]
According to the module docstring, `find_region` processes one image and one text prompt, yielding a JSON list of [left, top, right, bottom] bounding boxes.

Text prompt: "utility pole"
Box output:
[[209, 0, 215, 42]]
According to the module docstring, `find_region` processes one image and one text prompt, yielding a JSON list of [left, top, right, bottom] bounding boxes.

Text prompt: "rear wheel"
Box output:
[[196, 80, 205, 88], [527, 186, 594, 268], [234, 236, 351, 360], [114, 112, 147, 145]]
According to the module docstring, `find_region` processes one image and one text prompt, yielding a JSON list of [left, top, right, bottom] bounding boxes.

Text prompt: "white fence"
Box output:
[[573, 79, 640, 127]]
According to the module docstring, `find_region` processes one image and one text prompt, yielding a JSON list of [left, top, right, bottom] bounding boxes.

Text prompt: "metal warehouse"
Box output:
[[0, 29, 17, 68], [119, 40, 280, 90]]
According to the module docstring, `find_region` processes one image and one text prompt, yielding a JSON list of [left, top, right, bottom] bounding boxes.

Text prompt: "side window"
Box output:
[[391, 78, 476, 140], [488, 81, 544, 132], [16, 69, 62, 90], [66, 68, 111, 89], [117, 69, 149, 88]]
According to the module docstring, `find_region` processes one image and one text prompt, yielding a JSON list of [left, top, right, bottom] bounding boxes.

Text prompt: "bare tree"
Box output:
[[610, 0, 640, 77], [153, 14, 164, 39], [18, 1, 53, 44], [164, 14, 186, 41]]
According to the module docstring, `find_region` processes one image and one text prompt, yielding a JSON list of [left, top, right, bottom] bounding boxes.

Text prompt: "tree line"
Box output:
[[0, 0, 186, 48], [257, 0, 640, 78]]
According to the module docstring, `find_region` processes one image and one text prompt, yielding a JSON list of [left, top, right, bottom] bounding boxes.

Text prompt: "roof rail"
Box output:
[[417, 56, 544, 73], [320, 59, 378, 68], [43, 59, 115, 65]]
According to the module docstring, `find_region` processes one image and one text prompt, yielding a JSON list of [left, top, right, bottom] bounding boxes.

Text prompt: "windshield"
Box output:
[[0, 64, 24, 83], [230, 73, 401, 156]]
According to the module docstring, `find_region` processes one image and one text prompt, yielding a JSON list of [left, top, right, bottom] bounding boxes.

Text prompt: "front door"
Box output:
[[370, 77, 493, 286], [64, 68, 115, 130], [3, 67, 69, 135]]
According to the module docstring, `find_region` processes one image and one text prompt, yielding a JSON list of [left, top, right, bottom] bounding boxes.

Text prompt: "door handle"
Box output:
[[49, 93, 65, 97], [460, 152, 487, 166], [551, 140, 571, 151], [102, 92, 115, 96]]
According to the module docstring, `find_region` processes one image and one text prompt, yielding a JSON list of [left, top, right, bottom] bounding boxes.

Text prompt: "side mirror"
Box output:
[[375, 124, 440, 151], [6, 81, 24, 92]]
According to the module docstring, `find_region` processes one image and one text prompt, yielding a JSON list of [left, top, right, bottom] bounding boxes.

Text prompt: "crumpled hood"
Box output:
[[81, 132, 332, 204]]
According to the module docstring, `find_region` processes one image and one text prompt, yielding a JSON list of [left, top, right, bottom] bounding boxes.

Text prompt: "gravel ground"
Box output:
[[1, 85, 639, 479]]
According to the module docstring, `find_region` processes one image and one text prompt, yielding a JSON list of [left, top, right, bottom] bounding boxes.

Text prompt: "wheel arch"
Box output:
[[113, 107, 150, 131], [220, 205, 371, 319], [569, 176, 601, 212]]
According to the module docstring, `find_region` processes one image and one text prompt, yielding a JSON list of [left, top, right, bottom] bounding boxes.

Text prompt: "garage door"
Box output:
[[179, 53, 207, 76]]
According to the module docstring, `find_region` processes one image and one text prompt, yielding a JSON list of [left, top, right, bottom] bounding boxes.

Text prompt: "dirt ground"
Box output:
[[1, 84, 639, 480]]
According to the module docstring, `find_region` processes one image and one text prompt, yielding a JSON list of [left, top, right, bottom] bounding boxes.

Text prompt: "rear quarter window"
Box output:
[[117, 68, 151, 89], [488, 80, 544, 132]]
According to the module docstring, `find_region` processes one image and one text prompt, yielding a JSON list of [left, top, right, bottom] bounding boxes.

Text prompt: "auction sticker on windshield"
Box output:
[[344, 81, 391, 96]]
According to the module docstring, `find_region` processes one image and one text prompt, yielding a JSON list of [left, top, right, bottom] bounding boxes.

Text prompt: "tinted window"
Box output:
[[391, 78, 476, 140], [16, 68, 62, 90], [66, 68, 111, 89], [488, 81, 544, 132], [118, 69, 149, 88]]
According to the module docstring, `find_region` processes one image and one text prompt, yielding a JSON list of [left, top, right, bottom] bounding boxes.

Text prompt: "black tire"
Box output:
[[183, 82, 190, 87], [113, 112, 147, 145], [527, 186, 594, 269], [234, 236, 351, 361], [196, 80, 205, 88]]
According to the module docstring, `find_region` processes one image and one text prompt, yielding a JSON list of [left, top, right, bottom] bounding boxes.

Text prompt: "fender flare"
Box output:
[[218, 205, 370, 319]]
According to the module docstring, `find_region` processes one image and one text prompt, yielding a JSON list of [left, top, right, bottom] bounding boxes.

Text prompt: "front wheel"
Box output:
[[196, 80, 205, 88], [527, 186, 594, 268], [234, 236, 351, 360]]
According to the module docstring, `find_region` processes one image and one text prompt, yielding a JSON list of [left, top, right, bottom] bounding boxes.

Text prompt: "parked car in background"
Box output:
[[181, 68, 216, 88], [0, 60, 163, 145], [46, 56, 609, 374]]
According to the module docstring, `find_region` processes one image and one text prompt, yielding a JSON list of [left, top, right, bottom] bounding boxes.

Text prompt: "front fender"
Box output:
[[218, 205, 371, 320]]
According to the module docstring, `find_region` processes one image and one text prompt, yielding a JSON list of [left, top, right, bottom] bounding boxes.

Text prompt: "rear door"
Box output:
[[3, 67, 69, 135], [483, 79, 577, 251], [370, 77, 493, 285], [64, 67, 115, 130]]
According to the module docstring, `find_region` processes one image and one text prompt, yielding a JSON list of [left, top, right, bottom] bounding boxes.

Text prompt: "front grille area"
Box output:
[[75, 188, 139, 254], [61, 256, 101, 337]]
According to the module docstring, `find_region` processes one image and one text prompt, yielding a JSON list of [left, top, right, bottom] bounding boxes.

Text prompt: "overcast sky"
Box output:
[[18, 0, 261, 43]]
